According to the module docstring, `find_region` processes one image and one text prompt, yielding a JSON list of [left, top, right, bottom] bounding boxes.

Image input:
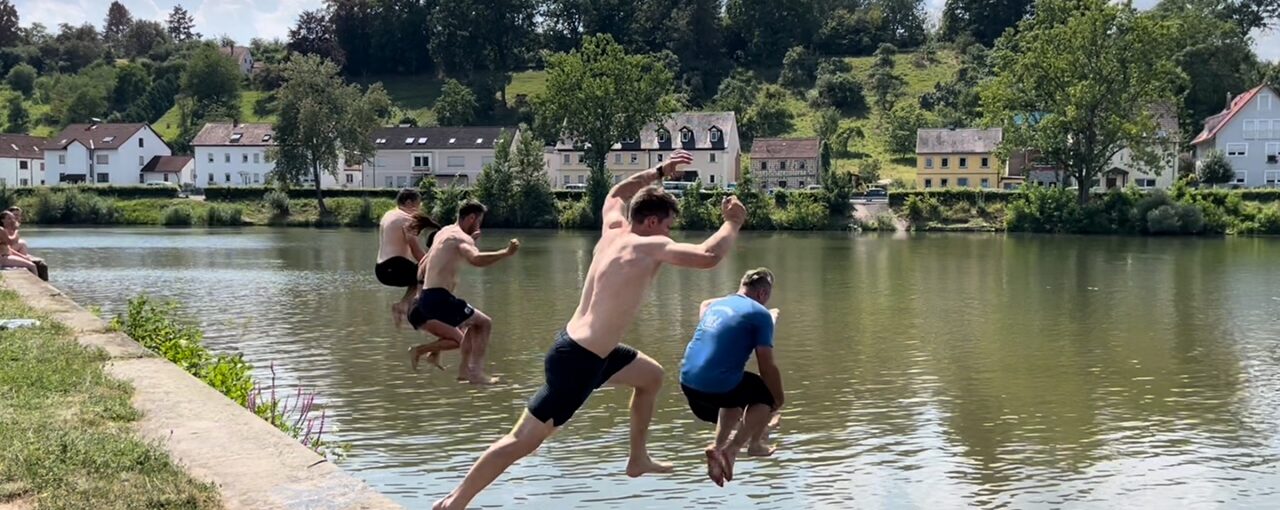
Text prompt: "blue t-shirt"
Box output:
[[679, 294, 774, 393]]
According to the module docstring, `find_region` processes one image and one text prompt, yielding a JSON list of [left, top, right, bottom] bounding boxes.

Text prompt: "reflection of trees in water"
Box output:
[[929, 236, 1254, 505]]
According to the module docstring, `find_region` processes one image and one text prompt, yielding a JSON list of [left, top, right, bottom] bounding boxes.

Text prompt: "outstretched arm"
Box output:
[[459, 238, 520, 268], [755, 311, 783, 408], [653, 196, 746, 269], [602, 150, 693, 230]]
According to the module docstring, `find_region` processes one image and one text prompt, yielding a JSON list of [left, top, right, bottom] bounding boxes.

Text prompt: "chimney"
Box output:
[[1226, 91, 1233, 105]]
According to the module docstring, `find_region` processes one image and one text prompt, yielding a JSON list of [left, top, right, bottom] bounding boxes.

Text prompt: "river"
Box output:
[[24, 227, 1280, 509]]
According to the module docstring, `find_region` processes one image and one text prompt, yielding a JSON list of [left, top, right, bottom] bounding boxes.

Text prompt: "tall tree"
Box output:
[[5, 63, 34, 96], [726, 0, 819, 65], [1152, 4, 1259, 135], [883, 101, 931, 156], [879, 0, 928, 48], [366, 0, 433, 75], [287, 10, 343, 65], [329, 0, 375, 75], [182, 45, 242, 117], [123, 20, 171, 59], [5, 94, 27, 133], [103, 1, 134, 52], [431, 0, 535, 105], [435, 79, 478, 126], [868, 43, 905, 112], [511, 125, 558, 227], [473, 130, 516, 226], [53, 24, 103, 72], [112, 61, 150, 114], [941, 0, 1035, 46], [1197, 149, 1234, 187], [981, 0, 1185, 204], [0, 0, 18, 49], [166, 4, 199, 43], [271, 55, 390, 214], [534, 34, 677, 223], [743, 84, 794, 142]]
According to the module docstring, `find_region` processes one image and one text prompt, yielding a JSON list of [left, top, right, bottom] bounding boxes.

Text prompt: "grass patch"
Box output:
[[0, 287, 220, 509], [154, 90, 277, 141]]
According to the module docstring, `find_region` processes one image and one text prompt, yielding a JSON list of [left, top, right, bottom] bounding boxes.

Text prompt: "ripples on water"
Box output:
[[29, 227, 1280, 509]]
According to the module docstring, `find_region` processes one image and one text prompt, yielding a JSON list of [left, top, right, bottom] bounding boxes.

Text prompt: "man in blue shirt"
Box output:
[[680, 268, 784, 486]]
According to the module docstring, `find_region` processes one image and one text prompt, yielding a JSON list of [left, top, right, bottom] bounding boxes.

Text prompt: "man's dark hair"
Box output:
[[409, 212, 441, 234], [740, 268, 774, 292], [458, 200, 487, 220], [396, 188, 421, 206], [628, 186, 679, 224]]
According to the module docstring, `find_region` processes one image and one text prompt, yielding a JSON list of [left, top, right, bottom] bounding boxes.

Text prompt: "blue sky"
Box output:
[[15, 0, 1279, 61]]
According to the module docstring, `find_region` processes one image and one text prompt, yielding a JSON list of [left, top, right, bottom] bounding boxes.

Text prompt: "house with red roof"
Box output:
[[1192, 84, 1280, 188], [43, 123, 171, 185], [0, 134, 46, 187]]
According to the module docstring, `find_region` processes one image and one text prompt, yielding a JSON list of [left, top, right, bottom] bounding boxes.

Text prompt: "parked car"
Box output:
[[564, 183, 586, 191], [865, 187, 887, 199], [145, 181, 180, 190], [805, 184, 823, 191]]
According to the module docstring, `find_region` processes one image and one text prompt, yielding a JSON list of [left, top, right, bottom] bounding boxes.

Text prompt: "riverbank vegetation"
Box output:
[[0, 288, 220, 509], [111, 297, 339, 456]]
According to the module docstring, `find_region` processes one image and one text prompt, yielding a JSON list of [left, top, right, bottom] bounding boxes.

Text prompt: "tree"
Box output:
[[779, 46, 816, 89], [1152, 6, 1259, 135], [534, 34, 677, 223], [287, 10, 343, 64], [122, 20, 170, 59], [431, 0, 536, 106], [941, 0, 1035, 46], [0, 0, 18, 48], [6, 94, 27, 133], [103, 1, 134, 52], [1197, 149, 1234, 187], [742, 84, 794, 142], [5, 63, 34, 96], [920, 44, 989, 126], [725, 0, 819, 65], [118, 74, 178, 123], [815, 72, 868, 114], [111, 61, 150, 114], [981, 0, 1184, 204], [271, 55, 390, 214], [435, 79, 478, 126], [166, 4, 198, 43], [880, 0, 928, 48], [883, 101, 931, 156], [868, 43, 905, 111], [182, 45, 242, 118], [710, 68, 761, 117], [474, 130, 516, 226], [511, 125, 558, 227], [53, 24, 103, 72], [64, 88, 107, 125], [814, 108, 841, 143]]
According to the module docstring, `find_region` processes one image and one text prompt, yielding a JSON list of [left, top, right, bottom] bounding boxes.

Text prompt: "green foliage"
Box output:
[[118, 74, 179, 123], [433, 182, 469, 224], [868, 43, 906, 111], [772, 191, 829, 230], [5, 62, 35, 96], [204, 203, 244, 226], [883, 101, 932, 156], [779, 46, 816, 89], [725, 0, 818, 65], [711, 69, 761, 117], [677, 181, 720, 230], [557, 198, 595, 229], [511, 126, 559, 228], [824, 167, 855, 217], [473, 130, 516, 226], [735, 166, 776, 230], [111, 61, 150, 114], [535, 34, 677, 225], [434, 79, 478, 126], [857, 158, 883, 184], [904, 194, 943, 225], [982, 0, 1184, 204], [264, 190, 291, 217], [744, 84, 794, 141], [21, 188, 120, 224], [814, 72, 867, 115], [1198, 149, 1234, 187], [1004, 185, 1080, 232], [182, 44, 242, 117], [5, 94, 27, 133], [161, 204, 195, 226]]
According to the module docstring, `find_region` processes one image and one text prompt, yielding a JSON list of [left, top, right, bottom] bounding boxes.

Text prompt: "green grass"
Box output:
[[153, 90, 277, 141], [0, 287, 221, 509], [356, 71, 548, 126], [774, 49, 961, 183]]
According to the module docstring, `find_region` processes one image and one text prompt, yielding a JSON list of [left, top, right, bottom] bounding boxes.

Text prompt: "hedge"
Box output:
[[888, 188, 1280, 207], [12, 185, 179, 199], [204, 186, 401, 201]]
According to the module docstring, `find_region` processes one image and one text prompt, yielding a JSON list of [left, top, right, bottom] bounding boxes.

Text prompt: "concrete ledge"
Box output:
[[2, 272, 402, 510]]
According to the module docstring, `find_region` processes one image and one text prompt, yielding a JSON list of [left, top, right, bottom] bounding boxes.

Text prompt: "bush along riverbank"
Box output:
[[110, 297, 340, 456], [0, 287, 221, 509], [887, 184, 1280, 235]]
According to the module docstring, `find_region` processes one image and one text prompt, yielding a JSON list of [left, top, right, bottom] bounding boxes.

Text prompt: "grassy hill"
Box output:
[[152, 90, 277, 140]]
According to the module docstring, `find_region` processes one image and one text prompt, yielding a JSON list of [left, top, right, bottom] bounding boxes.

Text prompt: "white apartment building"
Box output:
[[43, 123, 170, 185], [546, 112, 742, 189], [0, 134, 45, 187], [362, 126, 515, 188]]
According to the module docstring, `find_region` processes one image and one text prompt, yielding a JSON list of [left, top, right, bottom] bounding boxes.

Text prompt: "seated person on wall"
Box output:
[[0, 211, 43, 280]]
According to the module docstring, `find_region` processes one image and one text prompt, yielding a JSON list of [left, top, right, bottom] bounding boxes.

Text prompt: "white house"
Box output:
[[43, 123, 171, 185], [193, 123, 276, 187], [219, 45, 254, 76], [362, 126, 516, 189], [546, 112, 742, 189], [141, 155, 195, 186], [0, 134, 45, 187], [1192, 84, 1280, 188], [1100, 104, 1181, 191]]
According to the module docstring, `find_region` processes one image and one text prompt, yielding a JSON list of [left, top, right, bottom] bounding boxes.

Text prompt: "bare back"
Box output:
[[377, 208, 415, 263], [564, 229, 669, 358], [421, 225, 473, 292]]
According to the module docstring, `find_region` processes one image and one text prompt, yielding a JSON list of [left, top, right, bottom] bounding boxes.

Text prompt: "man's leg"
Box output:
[[705, 407, 743, 486], [720, 403, 772, 481], [392, 284, 418, 329], [456, 310, 497, 384], [433, 411, 556, 510], [747, 412, 780, 457], [603, 351, 673, 477], [2, 256, 37, 276]]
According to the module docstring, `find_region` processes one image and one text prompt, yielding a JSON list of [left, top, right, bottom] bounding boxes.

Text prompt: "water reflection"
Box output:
[[26, 227, 1280, 508]]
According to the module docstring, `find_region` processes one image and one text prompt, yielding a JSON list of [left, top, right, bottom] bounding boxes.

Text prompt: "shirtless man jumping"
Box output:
[[407, 201, 517, 384], [376, 189, 433, 327], [432, 150, 747, 510]]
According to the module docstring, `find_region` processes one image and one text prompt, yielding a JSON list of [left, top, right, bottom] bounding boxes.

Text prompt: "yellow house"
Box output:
[[915, 128, 1003, 189]]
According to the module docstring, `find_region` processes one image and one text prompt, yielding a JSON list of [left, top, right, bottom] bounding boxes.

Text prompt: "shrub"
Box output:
[[1004, 185, 1079, 233], [814, 73, 867, 114], [161, 205, 195, 226], [557, 198, 594, 229], [677, 181, 719, 230], [204, 203, 244, 226], [772, 192, 829, 230], [264, 190, 291, 217], [903, 194, 942, 225], [22, 188, 121, 224]]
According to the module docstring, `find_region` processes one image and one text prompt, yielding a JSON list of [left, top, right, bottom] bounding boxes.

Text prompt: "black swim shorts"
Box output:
[[375, 256, 418, 288], [681, 372, 776, 424], [527, 330, 639, 427], [407, 288, 475, 329]]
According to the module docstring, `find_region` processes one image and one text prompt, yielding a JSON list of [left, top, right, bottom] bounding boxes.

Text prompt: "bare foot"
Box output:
[[704, 447, 726, 487], [747, 443, 777, 457], [719, 447, 738, 482], [768, 412, 782, 430], [425, 351, 445, 371], [626, 455, 673, 478], [408, 346, 423, 371], [431, 497, 453, 510], [461, 374, 500, 385]]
